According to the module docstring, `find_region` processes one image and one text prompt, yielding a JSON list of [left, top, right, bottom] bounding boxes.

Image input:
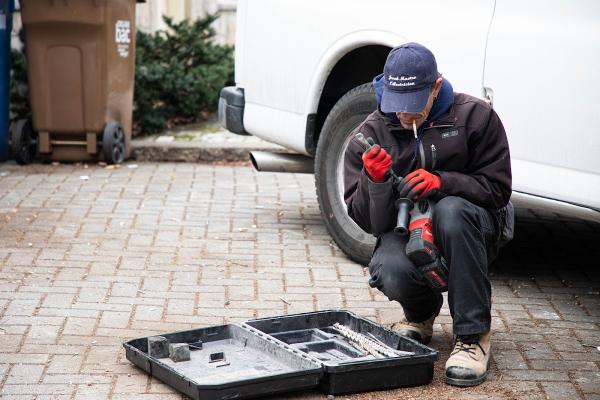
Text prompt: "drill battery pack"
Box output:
[[417, 257, 449, 292], [405, 200, 449, 292]]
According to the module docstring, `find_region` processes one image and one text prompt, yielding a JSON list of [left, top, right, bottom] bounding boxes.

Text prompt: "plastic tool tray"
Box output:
[[124, 310, 438, 399]]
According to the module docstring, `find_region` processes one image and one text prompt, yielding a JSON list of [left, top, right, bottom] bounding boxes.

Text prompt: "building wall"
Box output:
[[136, 0, 237, 45], [10, 1, 22, 50], [11, 0, 237, 49]]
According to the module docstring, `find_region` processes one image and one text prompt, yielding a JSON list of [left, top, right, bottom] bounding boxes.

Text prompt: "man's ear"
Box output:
[[433, 77, 443, 96]]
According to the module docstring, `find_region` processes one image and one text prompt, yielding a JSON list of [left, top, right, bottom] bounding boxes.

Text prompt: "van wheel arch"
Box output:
[[307, 44, 390, 155]]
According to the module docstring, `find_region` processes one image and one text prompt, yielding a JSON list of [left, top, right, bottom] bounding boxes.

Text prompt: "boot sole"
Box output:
[[444, 370, 488, 387], [444, 359, 490, 387]]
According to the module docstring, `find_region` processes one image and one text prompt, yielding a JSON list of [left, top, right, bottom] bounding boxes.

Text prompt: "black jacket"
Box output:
[[344, 92, 512, 235]]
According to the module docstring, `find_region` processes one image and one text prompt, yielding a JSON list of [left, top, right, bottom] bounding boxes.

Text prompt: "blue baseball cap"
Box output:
[[381, 42, 438, 114]]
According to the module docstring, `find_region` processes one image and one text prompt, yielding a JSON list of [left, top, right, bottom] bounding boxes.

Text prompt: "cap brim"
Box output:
[[380, 86, 430, 114]]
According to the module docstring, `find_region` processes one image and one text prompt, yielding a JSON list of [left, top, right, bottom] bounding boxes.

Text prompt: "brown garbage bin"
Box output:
[[14, 0, 137, 164]]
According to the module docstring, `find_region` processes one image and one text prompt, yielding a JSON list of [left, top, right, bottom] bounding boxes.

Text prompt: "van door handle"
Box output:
[[483, 87, 494, 107]]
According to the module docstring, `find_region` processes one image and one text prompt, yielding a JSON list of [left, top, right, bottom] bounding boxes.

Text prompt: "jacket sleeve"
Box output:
[[344, 135, 397, 235], [435, 107, 512, 209]]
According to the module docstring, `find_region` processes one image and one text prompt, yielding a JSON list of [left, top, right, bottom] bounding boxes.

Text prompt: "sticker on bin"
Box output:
[[115, 20, 131, 58]]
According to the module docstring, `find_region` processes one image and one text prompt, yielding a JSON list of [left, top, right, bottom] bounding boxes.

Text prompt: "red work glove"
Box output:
[[362, 145, 392, 183], [402, 168, 441, 200]]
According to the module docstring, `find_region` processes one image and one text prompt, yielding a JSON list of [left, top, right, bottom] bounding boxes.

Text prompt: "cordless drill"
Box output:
[[405, 199, 449, 292], [354, 132, 449, 292]]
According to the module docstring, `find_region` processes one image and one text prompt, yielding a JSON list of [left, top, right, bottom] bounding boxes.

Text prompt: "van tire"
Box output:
[[315, 83, 377, 265]]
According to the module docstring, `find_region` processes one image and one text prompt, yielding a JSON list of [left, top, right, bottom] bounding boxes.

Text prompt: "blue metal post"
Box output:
[[0, 0, 15, 161]]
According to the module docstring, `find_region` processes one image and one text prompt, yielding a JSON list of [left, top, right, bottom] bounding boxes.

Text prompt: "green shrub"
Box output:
[[9, 48, 30, 121], [9, 29, 30, 121], [134, 14, 234, 135], [8, 13, 234, 136]]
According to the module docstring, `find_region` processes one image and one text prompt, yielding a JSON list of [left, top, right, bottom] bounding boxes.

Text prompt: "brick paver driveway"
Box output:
[[0, 162, 598, 400]]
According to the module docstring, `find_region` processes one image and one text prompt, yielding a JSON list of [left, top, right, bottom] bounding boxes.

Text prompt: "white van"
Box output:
[[219, 0, 600, 264]]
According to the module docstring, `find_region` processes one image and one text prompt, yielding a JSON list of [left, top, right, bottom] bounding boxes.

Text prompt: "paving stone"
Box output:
[[572, 370, 600, 394], [540, 381, 583, 400], [522, 342, 559, 360], [4, 364, 44, 384], [501, 369, 571, 382], [559, 351, 600, 362], [493, 350, 529, 370], [24, 324, 62, 345], [1, 384, 75, 396], [47, 354, 85, 374], [99, 310, 131, 329], [73, 383, 112, 400], [530, 359, 598, 371], [59, 317, 96, 337]]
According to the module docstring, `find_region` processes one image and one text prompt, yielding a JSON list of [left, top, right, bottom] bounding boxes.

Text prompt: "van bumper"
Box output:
[[218, 86, 248, 135]]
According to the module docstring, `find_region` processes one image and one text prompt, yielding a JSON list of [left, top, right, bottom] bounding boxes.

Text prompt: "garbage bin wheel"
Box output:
[[10, 119, 37, 165], [102, 121, 125, 164]]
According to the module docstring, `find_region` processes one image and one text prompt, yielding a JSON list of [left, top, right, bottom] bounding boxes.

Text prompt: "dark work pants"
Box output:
[[368, 196, 500, 336]]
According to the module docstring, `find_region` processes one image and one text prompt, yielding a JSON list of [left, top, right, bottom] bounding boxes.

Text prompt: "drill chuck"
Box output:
[[394, 198, 412, 235]]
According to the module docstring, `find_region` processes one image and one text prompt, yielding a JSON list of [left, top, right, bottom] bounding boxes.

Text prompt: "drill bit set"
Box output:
[[331, 323, 414, 358]]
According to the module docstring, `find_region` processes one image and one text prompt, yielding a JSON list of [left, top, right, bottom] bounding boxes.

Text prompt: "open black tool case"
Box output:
[[124, 310, 438, 399]]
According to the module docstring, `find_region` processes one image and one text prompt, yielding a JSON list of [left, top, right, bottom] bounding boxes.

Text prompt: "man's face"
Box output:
[[396, 78, 443, 130]]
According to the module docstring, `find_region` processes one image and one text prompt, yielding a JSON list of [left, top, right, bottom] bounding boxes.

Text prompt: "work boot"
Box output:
[[445, 331, 491, 387], [391, 307, 440, 345]]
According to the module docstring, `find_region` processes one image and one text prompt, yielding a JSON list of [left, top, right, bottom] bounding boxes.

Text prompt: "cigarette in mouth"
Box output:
[[412, 120, 417, 139]]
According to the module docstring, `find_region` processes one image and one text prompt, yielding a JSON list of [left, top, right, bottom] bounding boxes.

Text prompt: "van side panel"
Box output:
[[238, 0, 494, 152], [485, 0, 600, 209]]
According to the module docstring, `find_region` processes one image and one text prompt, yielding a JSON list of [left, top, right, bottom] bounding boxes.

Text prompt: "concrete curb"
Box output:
[[132, 144, 259, 162], [131, 129, 289, 163]]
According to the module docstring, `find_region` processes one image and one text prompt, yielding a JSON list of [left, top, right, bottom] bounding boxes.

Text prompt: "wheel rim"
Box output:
[[112, 127, 125, 163]]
